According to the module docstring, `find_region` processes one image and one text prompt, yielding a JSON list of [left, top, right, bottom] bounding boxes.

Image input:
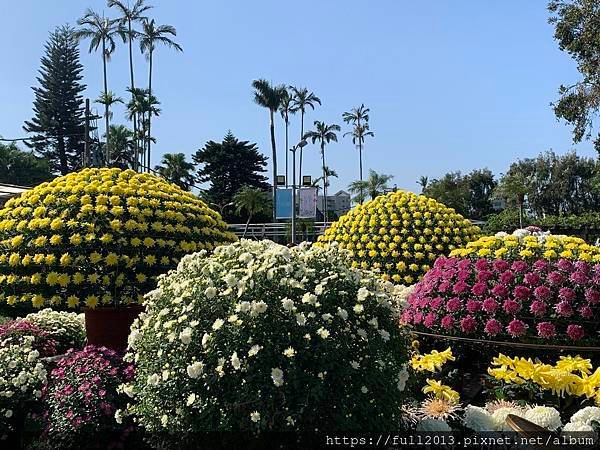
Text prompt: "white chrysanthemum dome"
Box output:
[[463, 405, 495, 432], [569, 406, 600, 426], [524, 406, 562, 431]]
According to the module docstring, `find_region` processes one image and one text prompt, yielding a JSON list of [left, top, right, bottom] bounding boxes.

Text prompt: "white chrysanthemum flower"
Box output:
[[271, 368, 284, 387], [464, 405, 495, 432], [205, 286, 217, 299], [317, 327, 330, 339], [114, 409, 123, 424], [186, 361, 204, 379], [212, 319, 224, 330], [491, 407, 527, 431], [202, 333, 211, 348], [179, 327, 193, 345], [147, 373, 160, 386], [416, 418, 452, 432], [296, 313, 307, 326], [302, 293, 317, 305], [283, 347, 296, 358], [396, 365, 409, 392], [361, 386, 368, 394], [250, 411, 261, 423], [357, 287, 370, 302], [231, 352, 241, 370], [248, 344, 262, 357], [563, 421, 595, 433], [569, 406, 600, 426], [353, 304, 364, 314], [378, 329, 390, 341], [281, 298, 295, 311], [337, 307, 348, 320], [350, 361, 360, 369], [186, 393, 196, 406], [524, 406, 562, 431]]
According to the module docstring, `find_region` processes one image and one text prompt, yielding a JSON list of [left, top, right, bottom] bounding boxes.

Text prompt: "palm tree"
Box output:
[[139, 19, 182, 172], [417, 175, 429, 193], [154, 153, 195, 190], [279, 89, 295, 188], [303, 121, 340, 222], [343, 104, 373, 201], [290, 87, 321, 181], [348, 169, 393, 202], [234, 186, 271, 238], [75, 9, 120, 163], [252, 79, 287, 220], [106, 124, 135, 168], [94, 91, 123, 141], [126, 87, 160, 170], [108, 0, 152, 172], [311, 166, 338, 193]]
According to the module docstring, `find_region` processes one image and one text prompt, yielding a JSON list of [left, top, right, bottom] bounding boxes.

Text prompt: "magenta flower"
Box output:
[[529, 300, 547, 317], [445, 297, 462, 313], [537, 322, 556, 339], [513, 285, 531, 300], [579, 306, 593, 319], [475, 259, 489, 271], [557, 259, 574, 272], [412, 312, 424, 324], [423, 313, 437, 328], [506, 319, 528, 337], [575, 260, 590, 273], [491, 284, 510, 298], [438, 281, 451, 293], [533, 286, 552, 301], [558, 287, 577, 302], [566, 324, 585, 341], [484, 319, 503, 336], [466, 300, 482, 313], [440, 315, 455, 330], [503, 299, 521, 314], [511, 261, 528, 273], [547, 271, 564, 285], [482, 298, 499, 313], [555, 301, 574, 317], [477, 270, 494, 282], [471, 282, 487, 297], [493, 260, 510, 272], [500, 271, 515, 284], [585, 288, 600, 304], [453, 281, 469, 294], [460, 315, 477, 334], [570, 271, 589, 285], [524, 272, 541, 286], [533, 260, 549, 272]]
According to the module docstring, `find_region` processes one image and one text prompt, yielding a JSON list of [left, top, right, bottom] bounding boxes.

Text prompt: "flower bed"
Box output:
[[122, 240, 411, 436], [402, 228, 600, 345], [0, 168, 235, 309], [316, 190, 480, 283]]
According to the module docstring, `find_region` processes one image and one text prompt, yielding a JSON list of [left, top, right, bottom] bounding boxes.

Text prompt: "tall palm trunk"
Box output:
[[270, 109, 277, 221], [284, 117, 289, 188], [243, 213, 252, 238], [127, 19, 139, 171], [146, 49, 153, 172], [321, 143, 327, 223], [102, 37, 110, 164], [299, 110, 304, 183]]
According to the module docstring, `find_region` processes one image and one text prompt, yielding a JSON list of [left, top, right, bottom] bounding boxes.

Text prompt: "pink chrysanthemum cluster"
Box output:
[[0, 319, 57, 357], [401, 257, 600, 343], [42, 345, 134, 443]]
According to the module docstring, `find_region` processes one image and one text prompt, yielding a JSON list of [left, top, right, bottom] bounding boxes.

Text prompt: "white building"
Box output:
[[0, 183, 30, 206], [317, 190, 351, 218]]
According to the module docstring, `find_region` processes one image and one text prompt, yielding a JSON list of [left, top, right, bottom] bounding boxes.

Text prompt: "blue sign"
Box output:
[[275, 189, 293, 219]]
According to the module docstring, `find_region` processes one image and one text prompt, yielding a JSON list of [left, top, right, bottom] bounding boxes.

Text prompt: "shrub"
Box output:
[[0, 336, 47, 438], [0, 167, 236, 309], [123, 240, 410, 434], [402, 229, 600, 344], [0, 320, 57, 357], [316, 190, 480, 284], [25, 309, 85, 353], [42, 346, 134, 447]]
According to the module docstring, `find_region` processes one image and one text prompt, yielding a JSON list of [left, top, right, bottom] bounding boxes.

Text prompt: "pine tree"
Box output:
[[23, 25, 86, 175], [193, 131, 269, 221]]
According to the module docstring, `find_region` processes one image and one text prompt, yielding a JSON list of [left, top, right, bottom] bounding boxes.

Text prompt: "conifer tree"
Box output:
[[23, 25, 86, 175]]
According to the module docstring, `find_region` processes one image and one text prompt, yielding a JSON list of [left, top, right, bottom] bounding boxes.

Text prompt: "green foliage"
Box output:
[[154, 153, 195, 191], [23, 26, 86, 175], [193, 132, 269, 221], [548, 0, 600, 152], [424, 169, 496, 220], [348, 169, 393, 202], [494, 150, 600, 217], [0, 143, 53, 187], [233, 186, 271, 237]]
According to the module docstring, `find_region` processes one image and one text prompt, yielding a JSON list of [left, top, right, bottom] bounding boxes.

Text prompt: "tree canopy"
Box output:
[[0, 143, 53, 186]]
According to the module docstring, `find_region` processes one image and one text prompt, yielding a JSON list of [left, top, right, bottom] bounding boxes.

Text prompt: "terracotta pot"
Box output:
[[84, 305, 144, 351]]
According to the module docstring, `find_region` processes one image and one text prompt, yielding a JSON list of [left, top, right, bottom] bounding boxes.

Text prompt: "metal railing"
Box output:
[[228, 222, 331, 242]]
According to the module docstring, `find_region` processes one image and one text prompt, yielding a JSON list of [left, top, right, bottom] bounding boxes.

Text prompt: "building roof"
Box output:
[[0, 183, 30, 200]]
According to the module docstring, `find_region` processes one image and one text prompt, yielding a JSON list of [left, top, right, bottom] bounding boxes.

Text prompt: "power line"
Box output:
[[0, 133, 86, 142]]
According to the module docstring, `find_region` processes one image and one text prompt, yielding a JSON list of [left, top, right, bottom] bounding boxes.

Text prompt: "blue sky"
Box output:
[[0, 0, 592, 193]]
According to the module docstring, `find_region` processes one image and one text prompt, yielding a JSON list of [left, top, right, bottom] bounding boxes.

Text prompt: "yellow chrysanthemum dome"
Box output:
[[0, 168, 236, 308], [316, 190, 480, 283], [450, 228, 600, 262]]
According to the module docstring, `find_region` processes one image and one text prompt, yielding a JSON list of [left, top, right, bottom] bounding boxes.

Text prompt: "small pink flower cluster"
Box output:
[[0, 319, 57, 357], [401, 257, 600, 343], [43, 345, 134, 440]]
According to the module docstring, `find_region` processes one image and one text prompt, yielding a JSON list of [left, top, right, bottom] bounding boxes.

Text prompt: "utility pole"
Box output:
[[84, 98, 90, 167], [290, 139, 307, 245]]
